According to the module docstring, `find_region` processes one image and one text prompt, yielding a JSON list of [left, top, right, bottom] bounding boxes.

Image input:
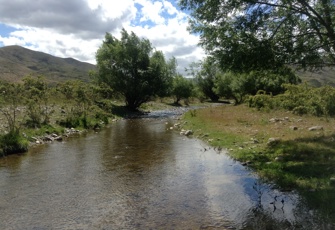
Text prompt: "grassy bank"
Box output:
[[181, 104, 335, 218]]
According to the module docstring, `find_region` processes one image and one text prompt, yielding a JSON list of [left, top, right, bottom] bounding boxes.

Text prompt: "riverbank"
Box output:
[[181, 103, 335, 219], [0, 98, 209, 156]]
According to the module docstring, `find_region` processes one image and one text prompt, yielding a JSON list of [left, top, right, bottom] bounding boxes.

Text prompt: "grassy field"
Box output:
[[181, 103, 335, 217]]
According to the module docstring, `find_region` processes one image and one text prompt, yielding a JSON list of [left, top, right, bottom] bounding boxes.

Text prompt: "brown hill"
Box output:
[[0, 45, 96, 84]]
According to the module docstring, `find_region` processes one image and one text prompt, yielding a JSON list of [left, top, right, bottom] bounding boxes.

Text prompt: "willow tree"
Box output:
[[171, 74, 194, 104], [95, 29, 175, 110], [187, 57, 220, 102], [180, 0, 335, 71]]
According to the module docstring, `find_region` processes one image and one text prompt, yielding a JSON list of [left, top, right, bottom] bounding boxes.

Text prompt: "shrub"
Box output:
[[0, 130, 29, 155], [248, 84, 335, 117], [58, 115, 82, 128], [292, 106, 308, 115], [247, 92, 274, 110]]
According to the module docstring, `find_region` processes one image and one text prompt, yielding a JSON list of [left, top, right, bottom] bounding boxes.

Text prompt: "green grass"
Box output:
[[23, 124, 65, 137]]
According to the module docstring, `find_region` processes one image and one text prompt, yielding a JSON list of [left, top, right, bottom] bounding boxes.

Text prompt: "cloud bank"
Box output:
[[0, 0, 205, 75]]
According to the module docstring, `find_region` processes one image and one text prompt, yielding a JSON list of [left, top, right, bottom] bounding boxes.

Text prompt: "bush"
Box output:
[[0, 130, 29, 155], [247, 91, 275, 110], [292, 106, 309, 115], [58, 115, 83, 128], [248, 84, 335, 117]]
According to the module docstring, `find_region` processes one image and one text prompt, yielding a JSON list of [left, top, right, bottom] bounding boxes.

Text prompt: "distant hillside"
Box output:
[[295, 67, 335, 87], [0, 45, 96, 84]]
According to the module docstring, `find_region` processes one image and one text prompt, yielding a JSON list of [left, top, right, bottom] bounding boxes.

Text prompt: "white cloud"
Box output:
[[0, 0, 205, 76], [86, 0, 137, 21], [135, 0, 165, 24], [0, 27, 100, 63], [0, 34, 26, 47], [162, 0, 179, 15]]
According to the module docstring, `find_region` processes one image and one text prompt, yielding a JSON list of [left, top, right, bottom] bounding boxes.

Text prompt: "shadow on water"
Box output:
[[0, 112, 334, 229]]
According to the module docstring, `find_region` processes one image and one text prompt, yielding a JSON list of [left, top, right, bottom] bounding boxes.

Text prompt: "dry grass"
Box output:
[[191, 104, 335, 143]]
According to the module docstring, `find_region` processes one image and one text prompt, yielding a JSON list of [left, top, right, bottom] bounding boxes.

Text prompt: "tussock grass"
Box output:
[[0, 130, 29, 155], [182, 104, 335, 218]]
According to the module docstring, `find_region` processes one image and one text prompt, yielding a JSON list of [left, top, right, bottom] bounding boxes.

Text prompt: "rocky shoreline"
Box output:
[[26, 128, 83, 146]]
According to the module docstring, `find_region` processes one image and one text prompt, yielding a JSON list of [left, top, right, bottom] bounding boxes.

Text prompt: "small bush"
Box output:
[[0, 130, 29, 155], [247, 92, 274, 110], [58, 115, 82, 128], [58, 114, 104, 129], [292, 106, 308, 115], [95, 111, 109, 125], [94, 99, 114, 113]]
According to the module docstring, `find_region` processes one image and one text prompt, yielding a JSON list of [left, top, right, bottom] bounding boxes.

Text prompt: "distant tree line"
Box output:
[[93, 29, 302, 107]]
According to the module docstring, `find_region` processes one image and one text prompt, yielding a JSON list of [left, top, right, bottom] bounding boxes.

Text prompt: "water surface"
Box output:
[[0, 114, 333, 229]]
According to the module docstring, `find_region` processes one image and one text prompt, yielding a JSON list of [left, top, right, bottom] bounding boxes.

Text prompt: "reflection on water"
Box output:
[[0, 116, 334, 229]]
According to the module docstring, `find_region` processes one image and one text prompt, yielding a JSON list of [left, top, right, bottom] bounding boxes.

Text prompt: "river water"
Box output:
[[0, 110, 334, 229]]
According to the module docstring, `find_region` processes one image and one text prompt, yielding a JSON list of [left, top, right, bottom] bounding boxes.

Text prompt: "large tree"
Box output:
[[171, 74, 194, 104], [187, 57, 220, 101], [180, 0, 335, 71], [95, 29, 175, 110]]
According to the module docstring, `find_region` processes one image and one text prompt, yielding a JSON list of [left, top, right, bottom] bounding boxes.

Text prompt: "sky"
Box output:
[[0, 0, 205, 76]]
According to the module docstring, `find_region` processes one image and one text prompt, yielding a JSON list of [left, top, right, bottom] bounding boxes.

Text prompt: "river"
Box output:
[[0, 110, 334, 229]]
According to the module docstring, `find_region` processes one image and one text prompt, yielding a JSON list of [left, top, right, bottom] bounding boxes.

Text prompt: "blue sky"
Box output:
[[0, 0, 204, 75], [0, 24, 17, 37]]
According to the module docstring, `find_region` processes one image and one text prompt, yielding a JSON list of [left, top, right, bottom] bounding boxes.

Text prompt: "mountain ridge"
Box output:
[[0, 45, 96, 84], [0, 45, 334, 87]]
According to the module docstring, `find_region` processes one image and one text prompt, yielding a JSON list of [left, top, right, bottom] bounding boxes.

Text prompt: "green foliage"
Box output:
[[214, 71, 243, 104], [0, 77, 117, 155], [95, 29, 176, 110], [171, 74, 194, 104], [57, 79, 98, 104], [56, 80, 77, 100], [187, 57, 220, 102], [0, 130, 28, 155], [24, 124, 64, 138], [55, 80, 112, 129], [57, 105, 109, 129], [56, 80, 100, 128], [23, 75, 54, 127], [58, 114, 88, 129], [247, 68, 301, 95], [0, 82, 24, 132], [215, 68, 300, 105], [93, 82, 114, 100], [180, 0, 335, 70], [248, 84, 335, 117], [149, 51, 175, 98], [247, 91, 276, 110]]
